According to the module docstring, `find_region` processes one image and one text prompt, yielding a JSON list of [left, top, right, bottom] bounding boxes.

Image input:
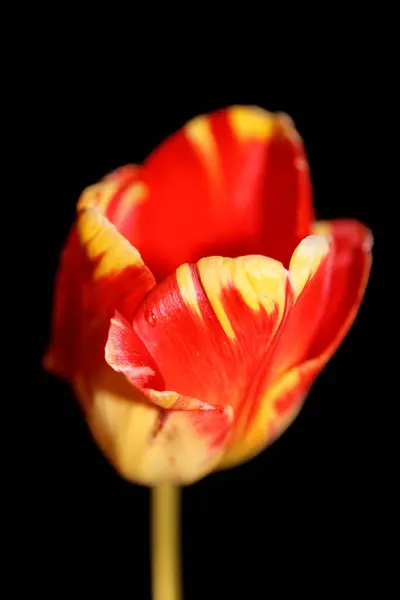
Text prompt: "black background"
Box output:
[[25, 63, 385, 599]]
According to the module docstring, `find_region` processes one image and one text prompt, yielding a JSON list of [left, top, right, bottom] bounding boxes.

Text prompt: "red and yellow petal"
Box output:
[[45, 207, 234, 485], [106, 310, 230, 413], [218, 235, 331, 466], [101, 222, 371, 475], [43, 207, 155, 382], [76, 207, 155, 321], [104, 252, 292, 478], [136, 105, 314, 273], [219, 220, 373, 468], [309, 218, 373, 359], [73, 106, 314, 279], [77, 164, 147, 228], [80, 306, 233, 486], [85, 385, 233, 485], [128, 255, 291, 416]]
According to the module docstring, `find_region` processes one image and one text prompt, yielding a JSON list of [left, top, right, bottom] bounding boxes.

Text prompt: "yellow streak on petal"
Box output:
[[219, 228, 372, 472], [77, 183, 100, 210], [197, 255, 288, 340], [289, 235, 330, 301], [219, 393, 276, 469], [185, 115, 220, 182], [176, 263, 202, 321], [235, 255, 287, 320], [113, 181, 148, 225], [78, 180, 120, 214], [228, 105, 274, 141], [197, 257, 236, 339], [185, 115, 217, 163], [312, 220, 332, 237], [78, 207, 146, 279], [219, 366, 308, 470], [83, 374, 230, 486]]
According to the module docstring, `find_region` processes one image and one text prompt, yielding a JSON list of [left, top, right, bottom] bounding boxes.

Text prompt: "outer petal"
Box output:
[[43, 207, 155, 381], [106, 310, 233, 415], [77, 275, 233, 486], [105, 252, 293, 477], [219, 220, 373, 468], [129, 256, 289, 411], [84, 384, 233, 486], [76, 106, 314, 278], [309, 219, 373, 358], [45, 208, 233, 485], [101, 222, 371, 475], [77, 164, 147, 231], [218, 236, 331, 466]]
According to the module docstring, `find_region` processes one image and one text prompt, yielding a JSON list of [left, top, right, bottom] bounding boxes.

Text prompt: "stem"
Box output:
[[151, 484, 182, 600]]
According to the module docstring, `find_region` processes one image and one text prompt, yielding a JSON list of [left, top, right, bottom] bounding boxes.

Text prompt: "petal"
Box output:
[[272, 220, 372, 372], [45, 204, 232, 485], [75, 106, 314, 279], [104, 310, 162, 390], [45, 207, 233, 485], [85, 383, 233, 485], [76, 207, 155, 321], [105, 253, 292, 463], [43, 207, 155, 381], [219, 221, 373, 468], [218, 235, 331, 467], [88, 311, 234, 486], [309, 218, 373, 358], [218, 359, 322, 469], [272, 234, 333, 376], [139, 106, 314, 272], [106, 310, 229, 412], [77, 164, 146, 226], [42, 226, 85, 380]]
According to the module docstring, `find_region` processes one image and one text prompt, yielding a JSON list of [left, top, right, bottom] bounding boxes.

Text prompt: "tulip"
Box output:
[[43, 105, 372, 600]]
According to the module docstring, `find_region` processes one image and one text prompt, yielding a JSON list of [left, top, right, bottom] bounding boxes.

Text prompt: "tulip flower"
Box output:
[[43, 105, 372, 600]]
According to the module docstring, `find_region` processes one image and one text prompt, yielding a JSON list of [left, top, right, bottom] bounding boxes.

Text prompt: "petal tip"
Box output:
[[313, 219, 374, 254], [228, 105, 274, 141], [289, 234, 330, 271], [289, 235, 331, 299], [363, 227, 374, 253]]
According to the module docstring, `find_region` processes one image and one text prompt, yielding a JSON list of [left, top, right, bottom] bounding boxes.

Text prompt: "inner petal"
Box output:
[[78, 106, 314, 281]]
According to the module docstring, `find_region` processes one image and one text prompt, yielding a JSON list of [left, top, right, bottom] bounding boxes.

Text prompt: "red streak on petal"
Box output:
[[152, 410, 169, 439]]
